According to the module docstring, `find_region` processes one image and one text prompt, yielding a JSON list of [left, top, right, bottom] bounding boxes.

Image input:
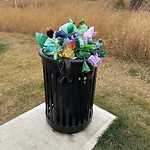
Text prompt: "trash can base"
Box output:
[[46, 116, 92, 134]]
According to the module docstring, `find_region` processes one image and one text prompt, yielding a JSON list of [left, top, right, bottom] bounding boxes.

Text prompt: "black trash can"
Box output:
[[39, 49, 97, 134]]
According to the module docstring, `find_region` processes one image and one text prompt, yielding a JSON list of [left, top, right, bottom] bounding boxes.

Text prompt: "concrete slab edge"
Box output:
[[0, 103, 117, 150], [0, 103, 44, 127], [82, 109, 117, 150]]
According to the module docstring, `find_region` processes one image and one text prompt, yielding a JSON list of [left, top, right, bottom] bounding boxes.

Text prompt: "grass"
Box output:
[[0, 32, 150, 149], [0, 42, 9, 54], [0, 0, 150, 63], [95, 118, 150, 150], [0, 32, 44, 124], [128, 67, 139, 76], [94, 57, 150, 149]]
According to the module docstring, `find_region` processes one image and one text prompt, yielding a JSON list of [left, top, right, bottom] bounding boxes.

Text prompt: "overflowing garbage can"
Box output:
[[36, 19, 106, 134], [39, 48, 97, 134]]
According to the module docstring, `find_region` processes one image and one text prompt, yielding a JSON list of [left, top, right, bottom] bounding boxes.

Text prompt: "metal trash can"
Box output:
[[39, 49, 97, 134]]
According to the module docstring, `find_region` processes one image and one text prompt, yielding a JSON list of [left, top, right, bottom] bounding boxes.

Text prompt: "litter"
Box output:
[[36, 19, 106, 75]]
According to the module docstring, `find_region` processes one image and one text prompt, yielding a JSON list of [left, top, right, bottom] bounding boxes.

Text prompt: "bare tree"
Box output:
[[130, 0, 147, 10], [12, 0, 17, 8]]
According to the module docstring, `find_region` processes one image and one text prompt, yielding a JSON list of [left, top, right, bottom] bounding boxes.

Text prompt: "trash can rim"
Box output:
[[39, 48, 84, 63]]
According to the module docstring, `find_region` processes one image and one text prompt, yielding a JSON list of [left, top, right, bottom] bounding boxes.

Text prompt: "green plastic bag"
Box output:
[[82, 44, 94, 51], [82, 60, 90, 73], [35, 32, 47, 48], [44, 38, 60, 51], [75, 19, 88, 35], [75, 50, 91, 59], [97, 50, 107, 58], [60, 19, 76, 34]]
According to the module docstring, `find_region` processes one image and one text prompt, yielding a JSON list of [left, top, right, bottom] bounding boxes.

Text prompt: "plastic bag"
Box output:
[[83, 27, 96, 44], [35, 32, 47, 48], [75, 19, 88, 35], [60, 19, 76, 34], [87, 53, 102, 67], [82, 60, 90, 73], [59, 43, 75, 59]]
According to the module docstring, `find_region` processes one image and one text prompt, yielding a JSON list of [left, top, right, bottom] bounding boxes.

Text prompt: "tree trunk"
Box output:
[[130, 0, 146, 11], [12, 0, 17, 8]]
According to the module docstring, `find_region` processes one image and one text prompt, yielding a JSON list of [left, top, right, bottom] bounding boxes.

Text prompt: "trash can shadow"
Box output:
[[39, 48, 97, 134]]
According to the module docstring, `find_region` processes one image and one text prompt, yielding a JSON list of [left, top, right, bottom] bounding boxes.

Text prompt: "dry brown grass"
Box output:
[[0, 0, 150, 62], [0, 32, 44, 124]]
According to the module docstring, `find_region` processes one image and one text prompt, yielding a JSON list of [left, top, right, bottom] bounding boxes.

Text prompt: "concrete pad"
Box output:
[[0, 104, 116, 150]]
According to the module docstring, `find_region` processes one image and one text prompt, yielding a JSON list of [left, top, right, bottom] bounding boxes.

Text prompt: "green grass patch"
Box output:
[[128, 67, 139, 76], [95, 117, 150, 150], [0, 43, 9, 54], [94, 89, 150, 150]]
